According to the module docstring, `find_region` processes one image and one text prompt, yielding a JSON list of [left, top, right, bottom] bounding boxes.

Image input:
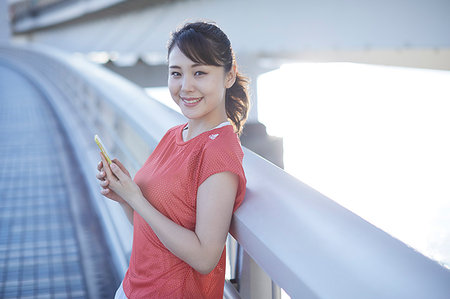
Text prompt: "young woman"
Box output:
[[96, 21, 249, 298]]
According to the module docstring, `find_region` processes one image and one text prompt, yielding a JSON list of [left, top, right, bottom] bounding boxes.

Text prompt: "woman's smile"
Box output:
[[180, 96, 203, 106]]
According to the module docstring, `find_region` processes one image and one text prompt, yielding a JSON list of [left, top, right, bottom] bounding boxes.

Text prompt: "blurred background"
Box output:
[[1, 0, 450, 298]]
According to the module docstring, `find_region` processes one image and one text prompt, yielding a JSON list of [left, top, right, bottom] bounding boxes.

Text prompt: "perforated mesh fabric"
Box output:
[[123, 124, 246, 298]]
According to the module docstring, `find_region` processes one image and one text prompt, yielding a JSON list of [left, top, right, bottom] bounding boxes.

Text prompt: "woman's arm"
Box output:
[[117, 201, 134, 225], [104, 155, 239, 274], [135, 172, 238, 274]]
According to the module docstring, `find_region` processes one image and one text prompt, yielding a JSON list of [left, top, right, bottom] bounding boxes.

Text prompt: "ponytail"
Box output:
[[225, 72, 250, 135]]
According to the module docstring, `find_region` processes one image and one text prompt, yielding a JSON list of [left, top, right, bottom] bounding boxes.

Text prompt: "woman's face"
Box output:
[[168, 46, 234, 124]]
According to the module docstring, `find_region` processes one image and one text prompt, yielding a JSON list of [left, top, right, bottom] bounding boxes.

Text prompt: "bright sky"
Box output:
[[258, 62, 450, 269]]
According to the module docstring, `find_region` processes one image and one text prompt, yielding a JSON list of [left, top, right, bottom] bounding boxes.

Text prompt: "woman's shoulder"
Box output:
[[203, 124, 237, 142], [167, 123, 186, 134], [159, 124, 185, 141], [202, 125, 243, 156]]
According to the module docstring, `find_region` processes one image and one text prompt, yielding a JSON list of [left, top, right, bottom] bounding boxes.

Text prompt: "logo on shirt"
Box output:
[[209, 134, 219, 140]]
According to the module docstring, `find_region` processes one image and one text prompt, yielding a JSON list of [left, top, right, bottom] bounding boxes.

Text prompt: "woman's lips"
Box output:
[[181, 97, 203, 106]]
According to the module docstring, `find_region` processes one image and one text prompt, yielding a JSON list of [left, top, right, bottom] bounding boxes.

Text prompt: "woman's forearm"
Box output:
[[120, 202, 134, 225]]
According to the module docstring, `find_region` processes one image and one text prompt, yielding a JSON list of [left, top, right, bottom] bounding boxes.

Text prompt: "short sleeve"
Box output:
[[198, 135, 247, 212]]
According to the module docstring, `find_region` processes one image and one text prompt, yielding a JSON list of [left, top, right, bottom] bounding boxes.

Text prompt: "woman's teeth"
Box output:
[[182, 97, 202, 104]]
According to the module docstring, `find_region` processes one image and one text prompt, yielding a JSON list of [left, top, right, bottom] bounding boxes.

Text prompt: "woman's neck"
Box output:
[[183, 119, 228, 142]]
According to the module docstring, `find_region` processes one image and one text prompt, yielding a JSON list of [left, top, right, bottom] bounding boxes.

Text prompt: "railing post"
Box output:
[[272, 281, 281, 299], [239, 250, 273, 299]]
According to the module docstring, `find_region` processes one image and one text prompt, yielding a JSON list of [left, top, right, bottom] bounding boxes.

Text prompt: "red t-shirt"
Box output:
[[122, 124, 246, 298]]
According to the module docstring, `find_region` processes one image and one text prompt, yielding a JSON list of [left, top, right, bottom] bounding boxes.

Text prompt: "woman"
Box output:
[[96, 21, 249, 298]]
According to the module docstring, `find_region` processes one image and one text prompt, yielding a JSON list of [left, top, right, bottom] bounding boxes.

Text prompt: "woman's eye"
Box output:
[[194, 71, 206, 76], [171, 72, 181, 77]]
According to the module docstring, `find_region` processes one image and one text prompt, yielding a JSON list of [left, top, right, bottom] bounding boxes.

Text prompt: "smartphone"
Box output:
[[94, 134, 112, 165]]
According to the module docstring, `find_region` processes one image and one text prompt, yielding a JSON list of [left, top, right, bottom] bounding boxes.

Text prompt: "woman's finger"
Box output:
[[96, 171, 105, 180], [112, 158, 131, 177], [97, 160, 103, 171], [110, 163, 125, 181], [100, 179, 109, 187], [100, 152, 115, 180]]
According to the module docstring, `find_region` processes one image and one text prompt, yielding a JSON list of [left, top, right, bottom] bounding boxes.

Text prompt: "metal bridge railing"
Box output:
[[1, 42, 449, 299]]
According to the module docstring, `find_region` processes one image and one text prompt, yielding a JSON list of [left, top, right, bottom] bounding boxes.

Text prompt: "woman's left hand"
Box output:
[[100, 153, 144, 207]]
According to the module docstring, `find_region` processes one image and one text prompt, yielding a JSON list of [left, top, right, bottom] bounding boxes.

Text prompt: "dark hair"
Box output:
[[167, 21, 250, 135]]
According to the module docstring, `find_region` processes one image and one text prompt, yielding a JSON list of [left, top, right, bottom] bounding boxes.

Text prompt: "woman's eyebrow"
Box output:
[[169, 63, 204, 69]]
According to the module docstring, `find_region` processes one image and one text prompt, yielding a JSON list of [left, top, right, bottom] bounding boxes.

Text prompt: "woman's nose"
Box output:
[[181, 76, 194, 92]]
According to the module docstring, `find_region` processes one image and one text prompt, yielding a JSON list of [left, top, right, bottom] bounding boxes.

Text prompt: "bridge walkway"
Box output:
[[0, 61, 118, 298]]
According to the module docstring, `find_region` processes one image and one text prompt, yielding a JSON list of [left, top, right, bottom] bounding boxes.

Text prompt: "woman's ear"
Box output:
[[225, 65, 237, 89]]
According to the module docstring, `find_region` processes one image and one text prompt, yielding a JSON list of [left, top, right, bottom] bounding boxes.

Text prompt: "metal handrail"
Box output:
[[2, 42, 450, 299]]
